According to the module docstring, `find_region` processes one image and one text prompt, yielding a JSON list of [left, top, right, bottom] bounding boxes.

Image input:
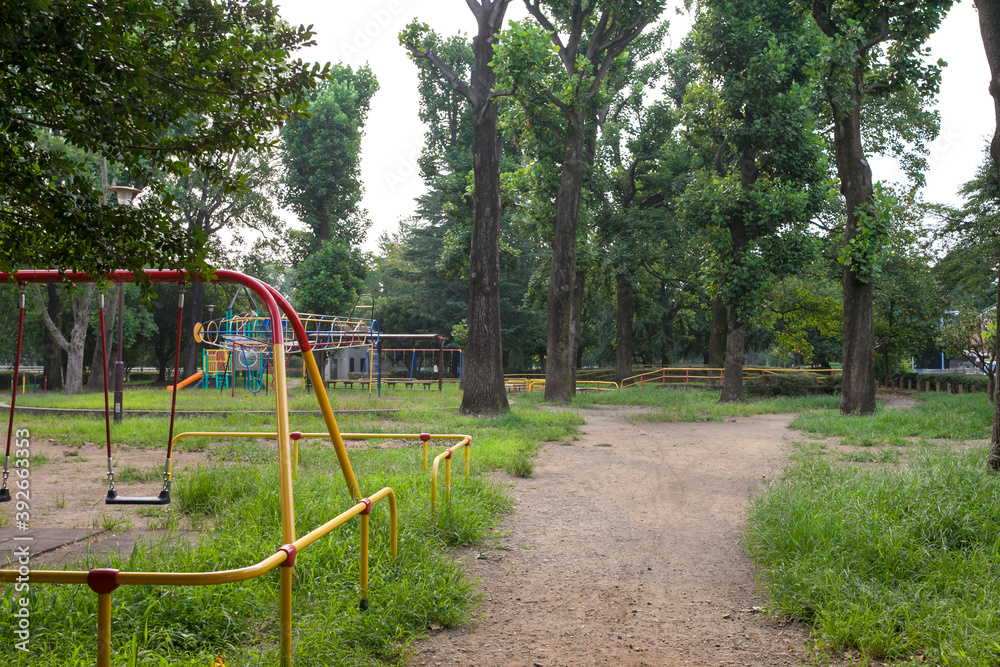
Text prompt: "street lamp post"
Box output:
[[108, 185, 141, 422]]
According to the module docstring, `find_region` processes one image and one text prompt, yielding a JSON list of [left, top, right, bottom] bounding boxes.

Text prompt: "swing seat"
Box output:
[[0, 488, 9, 502], [106, 489, 171, 505]]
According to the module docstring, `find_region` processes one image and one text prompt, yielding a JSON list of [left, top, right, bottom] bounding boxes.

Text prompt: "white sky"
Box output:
[[273, 1, 995, 253]]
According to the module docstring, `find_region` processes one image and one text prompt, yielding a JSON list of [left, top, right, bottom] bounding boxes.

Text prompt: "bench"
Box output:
[[385, 378, 415, 389]]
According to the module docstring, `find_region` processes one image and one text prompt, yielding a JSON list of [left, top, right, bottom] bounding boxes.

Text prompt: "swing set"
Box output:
[[0, 269, 472, 667]]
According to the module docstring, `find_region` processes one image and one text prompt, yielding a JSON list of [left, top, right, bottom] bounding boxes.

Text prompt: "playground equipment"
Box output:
[[0, 270, 473, 667]]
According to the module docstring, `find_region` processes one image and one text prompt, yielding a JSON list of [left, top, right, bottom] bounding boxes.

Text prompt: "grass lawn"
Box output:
[[11, 383, 463, 412], [572, 384, 841, 419], [747, 392, 1000, 666]]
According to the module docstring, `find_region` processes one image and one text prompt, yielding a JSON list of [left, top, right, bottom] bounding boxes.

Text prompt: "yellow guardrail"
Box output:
[[0, 489, 397, 667], [526, 379, 619, 394], [430, 437, 471, 514], [170, 431, 471, 509], [621, 366, 841, 388]]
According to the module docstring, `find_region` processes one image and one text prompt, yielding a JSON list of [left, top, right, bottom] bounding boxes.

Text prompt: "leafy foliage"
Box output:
[[0, 0, 326, 277], [292, 238, 369, 317], [280, 64, 379, 247]]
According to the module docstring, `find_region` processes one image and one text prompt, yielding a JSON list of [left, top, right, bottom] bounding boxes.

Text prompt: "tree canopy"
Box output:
[[0, 0, 325, 278]]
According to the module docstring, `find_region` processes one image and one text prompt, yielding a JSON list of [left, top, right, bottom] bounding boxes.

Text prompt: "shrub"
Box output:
[[747, 372, 819, 397]]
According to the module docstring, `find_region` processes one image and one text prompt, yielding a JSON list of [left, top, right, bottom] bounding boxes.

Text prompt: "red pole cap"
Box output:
[[359, 498, 373, 515], [87, 568, 121, 595], [290, 431, 302, 441], [445, 450, 452, 459], [419, 433, 431, 442], [278, 544, 297, 567]]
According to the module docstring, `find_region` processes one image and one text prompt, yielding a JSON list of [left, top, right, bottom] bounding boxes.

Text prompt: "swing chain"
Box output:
[[1, 468, 8, 489]]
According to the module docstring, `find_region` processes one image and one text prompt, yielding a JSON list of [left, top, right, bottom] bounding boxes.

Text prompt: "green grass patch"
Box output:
[[13, 383, 463, 412], [571, 386, 840, 421], [749, 392, 1000, 665], [792, 393, 991, 446]]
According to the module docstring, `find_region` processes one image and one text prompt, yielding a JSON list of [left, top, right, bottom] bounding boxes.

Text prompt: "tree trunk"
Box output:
[[34, 284, 95, 395], [458, 9, 510, 417], [614, 273, 634, 386], [719, 173, 753, 403], [708, 297, 727, 370], [975, 0, 1000, 469], [832, 78, 878, 416], [568, 266, 585, 393], [43, 284, 64, 391], [544, 110, 586, 404], [720, 310, 747, 403]]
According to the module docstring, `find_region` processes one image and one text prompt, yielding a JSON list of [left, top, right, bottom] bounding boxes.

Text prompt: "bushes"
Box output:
[[746, 372, 821, 397]]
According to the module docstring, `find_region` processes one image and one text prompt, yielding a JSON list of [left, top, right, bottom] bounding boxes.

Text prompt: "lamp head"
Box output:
[[108, 185, 142, 207]]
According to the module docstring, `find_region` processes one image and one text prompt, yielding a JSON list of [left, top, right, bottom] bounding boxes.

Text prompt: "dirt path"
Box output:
[[409, 407, 810, 667]]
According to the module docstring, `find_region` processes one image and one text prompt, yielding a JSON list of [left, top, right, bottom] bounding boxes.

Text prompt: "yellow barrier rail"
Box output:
[[169, 430, 471, 478], [526, 379, 619, 394], [621, 366, 840, 388], [429, 437, 471, 514], [0, 489, 397, 667]]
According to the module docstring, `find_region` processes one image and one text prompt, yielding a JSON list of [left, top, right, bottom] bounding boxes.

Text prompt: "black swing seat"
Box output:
[[106, 489, 171, 506], [0, 488, 10, 502]]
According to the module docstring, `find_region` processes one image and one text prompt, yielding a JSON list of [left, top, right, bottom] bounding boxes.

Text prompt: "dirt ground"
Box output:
[[408, 407, 814, 667]]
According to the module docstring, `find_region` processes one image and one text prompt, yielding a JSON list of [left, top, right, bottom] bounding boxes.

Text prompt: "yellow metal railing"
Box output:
[[526, 379, 619, 393], [170, 431, 472, 511], [621, 366, 841, 388]]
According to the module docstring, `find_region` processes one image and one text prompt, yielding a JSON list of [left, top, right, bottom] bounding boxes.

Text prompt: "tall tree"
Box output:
[[496, 0, 666, 403], [934, 154, 999, 401], [974, 0, 1000, 469], [802, 0, 953, 415], [293, 238, 369, 317], [281, 64, 378, 248], [683, 0, 827, 402], [1, 0, 325, 278], [31, 284, 95, 394], [170, 148, 285, 378], [400, 1, 514, 416]]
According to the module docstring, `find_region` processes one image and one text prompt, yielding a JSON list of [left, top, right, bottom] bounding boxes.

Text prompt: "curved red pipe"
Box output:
[[0, 271, 289, 349], [261, 283, 311, 353]]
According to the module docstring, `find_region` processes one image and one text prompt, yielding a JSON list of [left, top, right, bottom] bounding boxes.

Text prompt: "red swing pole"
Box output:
[[165, 288, 185, 463], [99, 294, 114, 488], [1, 286, 26, 502]]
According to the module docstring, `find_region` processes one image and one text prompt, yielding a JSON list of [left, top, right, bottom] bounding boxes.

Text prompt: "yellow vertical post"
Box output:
[[445, 456, 452, 503], [302, 349, 361, 499], [272, 344, 296, 667], [280, 566, 294, 666], [97, 593, 112, 667], [359, 511, 370, 611]]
